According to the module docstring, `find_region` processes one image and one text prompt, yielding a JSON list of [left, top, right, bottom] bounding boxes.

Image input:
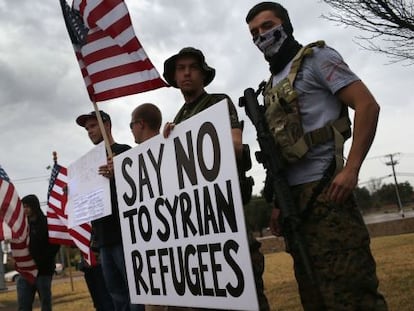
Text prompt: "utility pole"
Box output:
[[385, 153, 404, 218]]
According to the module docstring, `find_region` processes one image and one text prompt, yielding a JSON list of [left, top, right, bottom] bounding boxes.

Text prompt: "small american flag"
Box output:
[[0, 165, 37, 283], [60, 0, 167, 102], [47, 163, 97, 266]]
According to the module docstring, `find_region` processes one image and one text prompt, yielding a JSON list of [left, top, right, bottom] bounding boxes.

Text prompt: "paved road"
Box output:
[[363, 209, 414, 224]]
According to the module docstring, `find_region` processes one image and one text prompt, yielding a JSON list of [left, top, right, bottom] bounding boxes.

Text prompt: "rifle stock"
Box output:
[[239, 85, 325, 308]]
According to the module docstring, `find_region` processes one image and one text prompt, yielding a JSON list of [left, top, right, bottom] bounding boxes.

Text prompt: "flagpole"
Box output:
[[52, 151, 57, 165], [51, 152, 74, 292], [52, 151, 65, 268], [65, 246, 74, 292], [92, 101, 113, 160]]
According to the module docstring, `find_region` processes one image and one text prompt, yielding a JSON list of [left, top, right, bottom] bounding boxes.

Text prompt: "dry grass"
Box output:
[[263, 233, 414, 311], [1, 233, 413, 311], [0, 274, 91, 310], [369, 233, 414, 310]]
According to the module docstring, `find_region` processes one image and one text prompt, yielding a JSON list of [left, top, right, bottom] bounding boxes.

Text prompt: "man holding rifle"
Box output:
[[243, 2, 387, 310]]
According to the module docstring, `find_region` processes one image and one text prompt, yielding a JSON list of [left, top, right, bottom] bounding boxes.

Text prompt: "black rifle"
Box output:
[[239, 84, 325, 309]]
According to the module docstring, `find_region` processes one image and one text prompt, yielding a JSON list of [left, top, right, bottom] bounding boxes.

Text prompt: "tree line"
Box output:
[[355, 181, 414, 212], [244, 181, 414, 235]]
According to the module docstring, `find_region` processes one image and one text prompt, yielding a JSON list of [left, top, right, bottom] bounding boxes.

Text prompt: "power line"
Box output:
[[365, 154, 387, 161], [358, 174, 392, 186], [13, 175, 49, 184], [358, 173, 414, 187], [366, 152, 414, 161], [398, 173, 414, 177]]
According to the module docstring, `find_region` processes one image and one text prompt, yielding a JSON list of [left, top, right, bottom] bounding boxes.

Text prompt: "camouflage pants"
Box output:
[[288, 181, 388, 311]]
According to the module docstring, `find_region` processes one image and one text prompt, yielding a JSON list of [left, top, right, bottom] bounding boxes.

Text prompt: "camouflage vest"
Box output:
[[263, 40, 351, 170]]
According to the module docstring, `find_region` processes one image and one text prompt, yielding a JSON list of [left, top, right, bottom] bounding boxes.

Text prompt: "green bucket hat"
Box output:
[[163, 47, 216, 88]]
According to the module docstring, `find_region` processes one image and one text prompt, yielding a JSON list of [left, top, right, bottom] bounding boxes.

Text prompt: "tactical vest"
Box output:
[[263, 40, 351, 171]]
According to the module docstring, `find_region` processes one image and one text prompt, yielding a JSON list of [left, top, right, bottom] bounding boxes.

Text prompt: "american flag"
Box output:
[[59, 0, 167, 102], [47, 163, 97, 266], [0, 165, 37, 283]]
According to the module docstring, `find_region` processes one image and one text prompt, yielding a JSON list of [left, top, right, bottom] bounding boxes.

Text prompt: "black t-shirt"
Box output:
[[92, 143, 131, 248]]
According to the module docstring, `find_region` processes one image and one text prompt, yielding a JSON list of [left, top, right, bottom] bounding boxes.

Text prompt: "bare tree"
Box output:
[[321, 0, 414, 64]]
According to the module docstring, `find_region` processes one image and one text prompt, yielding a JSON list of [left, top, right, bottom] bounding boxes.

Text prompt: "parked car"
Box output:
[[54, 263, 63, 275], [4, 270, 19, 282], [4, 263, 64, 282]]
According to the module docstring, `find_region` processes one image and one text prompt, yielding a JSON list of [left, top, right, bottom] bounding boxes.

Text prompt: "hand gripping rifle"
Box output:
[[239, 84, 325, 309]]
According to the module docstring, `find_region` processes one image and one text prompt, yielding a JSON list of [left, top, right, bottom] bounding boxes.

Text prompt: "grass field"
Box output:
[[1, 233, 413, 310]]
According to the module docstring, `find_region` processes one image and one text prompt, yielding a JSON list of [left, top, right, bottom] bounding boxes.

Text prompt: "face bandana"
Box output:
[[254, 24, 288, 59]]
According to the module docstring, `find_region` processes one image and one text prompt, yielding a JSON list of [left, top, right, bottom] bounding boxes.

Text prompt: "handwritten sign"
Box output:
[[67, 142, 111, 228]]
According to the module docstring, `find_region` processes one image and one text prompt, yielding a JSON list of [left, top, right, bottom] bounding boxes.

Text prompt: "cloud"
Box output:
[[1, 0, 412, 202]]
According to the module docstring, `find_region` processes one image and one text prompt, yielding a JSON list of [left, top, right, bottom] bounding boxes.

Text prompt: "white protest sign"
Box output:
[[67, 142, 111, 228], [114, 101, 259, 310]]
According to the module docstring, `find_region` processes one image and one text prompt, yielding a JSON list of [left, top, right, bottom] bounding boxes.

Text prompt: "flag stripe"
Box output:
[[108, 19, 139, 50], [1, 181, 27, 240], [95, 2, 128, 31], [94, 67, 162, 91], [91, 59, 158, 83], [95, 78, 167, 101], [0, 166, 37, 283]]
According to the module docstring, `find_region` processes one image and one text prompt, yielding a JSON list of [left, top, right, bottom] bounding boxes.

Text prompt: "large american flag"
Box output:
[[47, 163, 97, 266], [59, 0, 167, 102], [0, 165, 37, 283]]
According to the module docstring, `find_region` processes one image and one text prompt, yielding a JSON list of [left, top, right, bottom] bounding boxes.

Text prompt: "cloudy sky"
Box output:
[[0, 0, 413, 204]]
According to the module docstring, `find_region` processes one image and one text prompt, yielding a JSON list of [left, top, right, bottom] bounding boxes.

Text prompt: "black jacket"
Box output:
[[22, 194, 60, 276], [28, 216, 60, 276], [91, 143, 131, 248]]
